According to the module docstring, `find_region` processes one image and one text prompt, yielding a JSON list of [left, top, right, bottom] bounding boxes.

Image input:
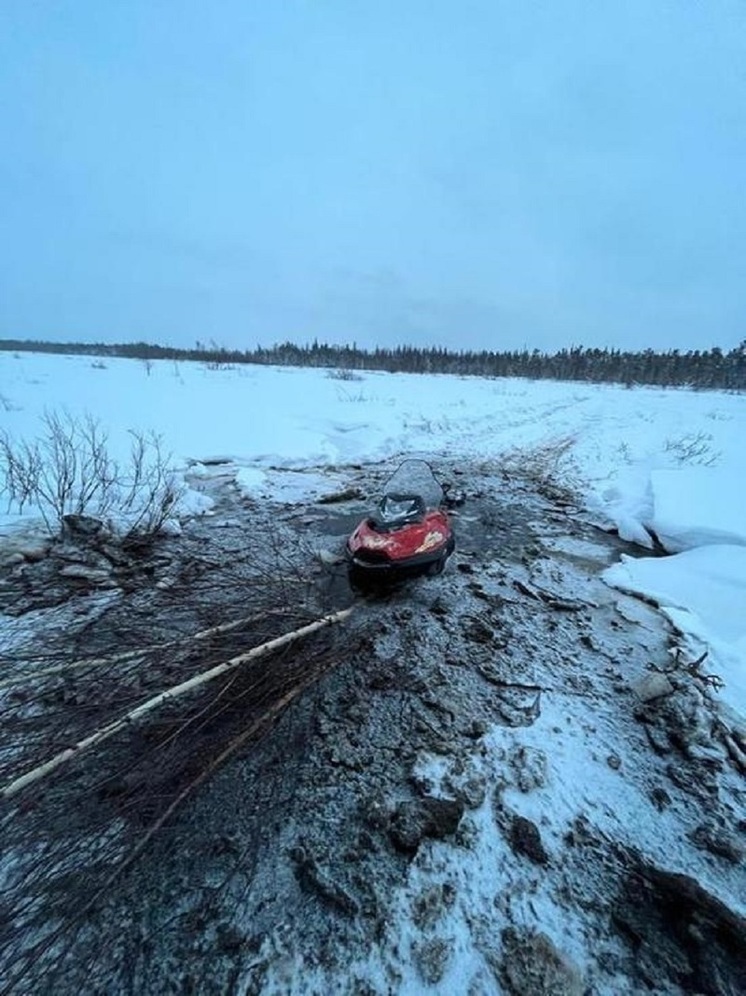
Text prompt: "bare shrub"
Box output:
[[202, 359, 235, 371], [0, 411, 183, 537], [663, 431, 720, 467], [0, 393, 19, 412], [327, 367, 364, 382], [336, 387, 373, 403]]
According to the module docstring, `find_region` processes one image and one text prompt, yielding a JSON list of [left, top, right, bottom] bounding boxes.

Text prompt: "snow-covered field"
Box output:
[[1, 350, 745, 717]]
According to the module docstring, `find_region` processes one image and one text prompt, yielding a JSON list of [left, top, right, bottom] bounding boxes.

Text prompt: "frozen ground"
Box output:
[[1, 457, 743, 995], [2, 351, 745, 718]]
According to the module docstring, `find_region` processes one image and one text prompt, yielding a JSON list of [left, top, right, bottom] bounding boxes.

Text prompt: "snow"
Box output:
[[604, 546, 746, 719], [1, 350, 745, 720], [649, 464, 746, 551], [234, 467, 266, 496]]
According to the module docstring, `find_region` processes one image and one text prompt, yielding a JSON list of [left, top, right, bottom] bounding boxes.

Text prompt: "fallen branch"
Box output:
[[513, 579, 541, 600], [0, 608, 295, 689], [1, 606, 354, 800], [543, 597, 585, 612], [317, 487, 362, 504], [111, 661, 328, 873], [475, 668, 545, 693], [722, 734, 746, 773], [512, 578, 591, 611], [0, 659, 337, 996]]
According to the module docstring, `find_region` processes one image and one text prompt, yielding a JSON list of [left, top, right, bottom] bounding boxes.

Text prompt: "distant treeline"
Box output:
[[1, 337, 745, 391]]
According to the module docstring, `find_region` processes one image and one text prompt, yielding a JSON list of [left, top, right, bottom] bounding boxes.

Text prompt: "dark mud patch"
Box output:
[[612, 857, 746, 993]]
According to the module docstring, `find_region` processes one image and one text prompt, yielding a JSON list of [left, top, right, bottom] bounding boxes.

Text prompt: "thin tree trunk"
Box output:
[[0, 608, 294, 690], [1, 606, 353, 800]]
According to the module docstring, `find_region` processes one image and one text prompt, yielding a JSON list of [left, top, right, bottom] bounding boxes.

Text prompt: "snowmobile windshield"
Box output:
[[378, 494, 425, 523], [382, 460, 444, 510]]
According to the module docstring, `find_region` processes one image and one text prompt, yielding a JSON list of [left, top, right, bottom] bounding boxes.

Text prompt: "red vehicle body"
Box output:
[[346, 461, 455, 582]]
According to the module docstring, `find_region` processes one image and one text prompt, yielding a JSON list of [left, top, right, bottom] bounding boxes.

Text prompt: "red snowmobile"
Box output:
[[346, 460, 455, 584]]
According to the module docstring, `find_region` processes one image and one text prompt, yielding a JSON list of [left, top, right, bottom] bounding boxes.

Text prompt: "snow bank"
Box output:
[[597, 462, 746, 552], [604, 546, 746, 719], [649, 464, 746, 551]]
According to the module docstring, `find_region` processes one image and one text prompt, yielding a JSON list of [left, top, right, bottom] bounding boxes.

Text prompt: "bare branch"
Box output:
[[1, 607, 354, 800]]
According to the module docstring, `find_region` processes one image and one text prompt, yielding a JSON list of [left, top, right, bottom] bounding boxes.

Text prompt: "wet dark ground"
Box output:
[[1, 461, 744, 995], [313, 482, 653, 614]]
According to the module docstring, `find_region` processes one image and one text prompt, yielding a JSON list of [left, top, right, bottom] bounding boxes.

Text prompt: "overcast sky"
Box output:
[[1, 1, 744, 353]]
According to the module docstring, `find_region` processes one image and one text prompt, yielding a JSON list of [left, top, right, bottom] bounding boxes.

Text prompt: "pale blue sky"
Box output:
[[1, 1, 744, 352]]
